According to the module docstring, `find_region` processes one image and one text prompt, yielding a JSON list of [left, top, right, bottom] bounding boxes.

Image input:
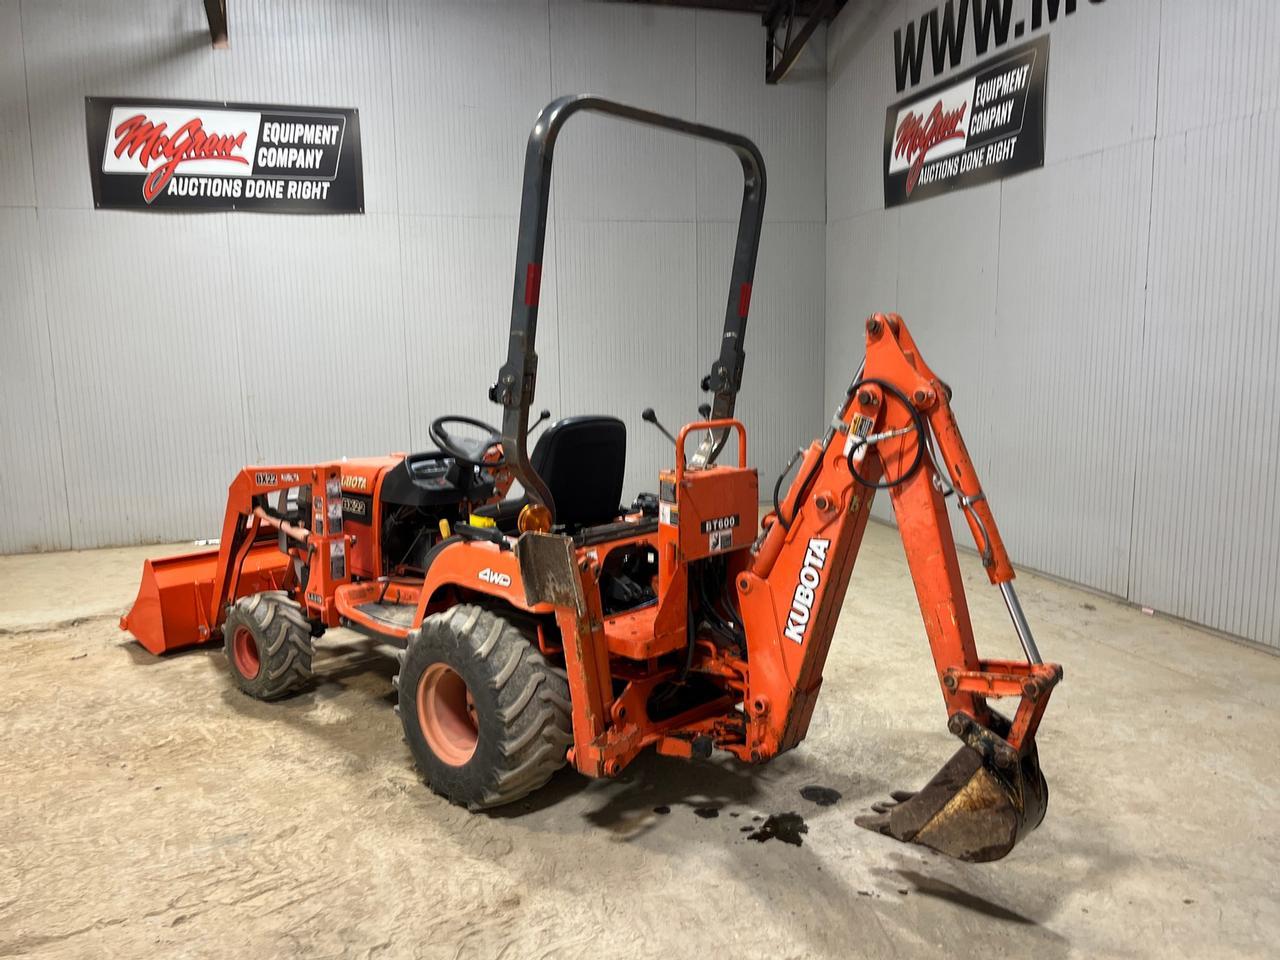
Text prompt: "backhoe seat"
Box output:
[[472, 416, 626, 532]]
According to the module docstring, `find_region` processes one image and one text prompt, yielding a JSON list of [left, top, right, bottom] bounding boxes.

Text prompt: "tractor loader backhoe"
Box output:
[[123, 95, 1060, 863]]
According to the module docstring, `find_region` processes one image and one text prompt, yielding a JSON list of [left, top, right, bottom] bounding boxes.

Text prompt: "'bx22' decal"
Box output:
[[784, 538, 830, 644]]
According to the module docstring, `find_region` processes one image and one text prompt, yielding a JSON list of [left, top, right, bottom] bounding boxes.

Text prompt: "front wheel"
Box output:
[[396, 605, 572, 809], [222, 591, 314, 700]]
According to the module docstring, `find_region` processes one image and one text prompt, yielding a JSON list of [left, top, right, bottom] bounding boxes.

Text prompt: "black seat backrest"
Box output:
[[530, 416, 626, 530]]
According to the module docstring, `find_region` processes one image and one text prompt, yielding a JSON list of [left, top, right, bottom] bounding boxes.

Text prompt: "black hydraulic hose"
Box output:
[[844, 378, 927, 490], [772, 447, 825, 533], [710, 556, 743, 634], [682, 586, 697, 680], [697, 562, 741, 650], [771, 449, 801, 531]]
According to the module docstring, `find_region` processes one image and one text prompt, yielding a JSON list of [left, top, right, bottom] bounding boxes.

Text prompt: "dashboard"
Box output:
[[378, 450, 495, 509]]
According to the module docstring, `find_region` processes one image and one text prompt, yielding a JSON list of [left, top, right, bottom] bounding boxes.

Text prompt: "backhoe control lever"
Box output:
[[641, 408, 679, 447], [528, 409, 552, 436]]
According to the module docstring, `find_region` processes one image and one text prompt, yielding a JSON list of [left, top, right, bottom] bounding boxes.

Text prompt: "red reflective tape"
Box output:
[[737, 282, 752, 318], [524, 262, 543, 307]]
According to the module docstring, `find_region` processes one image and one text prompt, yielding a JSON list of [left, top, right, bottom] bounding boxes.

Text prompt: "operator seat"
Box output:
[[472, 415, 626, 532]]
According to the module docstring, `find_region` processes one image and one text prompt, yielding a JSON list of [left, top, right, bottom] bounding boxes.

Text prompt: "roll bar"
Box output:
[[487, 95, 767, 519]]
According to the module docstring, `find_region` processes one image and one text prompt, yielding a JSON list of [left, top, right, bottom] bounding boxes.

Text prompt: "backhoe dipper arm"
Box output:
[[490, 95, 766, 518], [741, 313, 1061, 862]]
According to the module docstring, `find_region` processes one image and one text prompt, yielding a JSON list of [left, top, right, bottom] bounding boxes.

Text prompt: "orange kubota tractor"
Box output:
[[122, 96, 1061, 862]]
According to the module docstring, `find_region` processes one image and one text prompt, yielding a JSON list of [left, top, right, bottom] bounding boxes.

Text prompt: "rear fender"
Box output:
[[412, 539, 549, 628]]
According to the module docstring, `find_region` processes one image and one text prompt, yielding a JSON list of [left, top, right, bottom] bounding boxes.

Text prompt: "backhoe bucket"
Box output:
[[856, 737, 1048, 863], [120, 544, 289, 655]]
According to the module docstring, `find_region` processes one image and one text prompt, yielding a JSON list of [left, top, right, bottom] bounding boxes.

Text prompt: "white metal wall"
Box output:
[[826, 0, 1280, 649], [0, 0, 827, 553]]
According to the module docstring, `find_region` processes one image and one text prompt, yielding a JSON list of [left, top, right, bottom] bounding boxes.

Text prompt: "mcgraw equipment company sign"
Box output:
[[883, 36, 1048, 208], [85, 97, 363, 213]]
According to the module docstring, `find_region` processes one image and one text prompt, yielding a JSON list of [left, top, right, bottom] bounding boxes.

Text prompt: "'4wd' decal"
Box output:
[[479, 568, 511, 588]]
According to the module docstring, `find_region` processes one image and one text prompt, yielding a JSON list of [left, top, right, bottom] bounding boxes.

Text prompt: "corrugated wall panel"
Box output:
[[399, 213, 563, 450], [555, 219, 698, 500], [21, 0, 216, 210], [888, 180, 1001, 532], [209, 0, 396, 214], [1041, 0, 1160, 164], [548, 0, 697, 223], [826, 0, 905, 222], [0, 208, 70, 552], [824, 208, 900, 410], [826, 0, 1280, 648], [694, 10, 826, 224], [38, 209, 245, 548], [1132, 109, 1280, 647], [389, 0, 552, 218], [0, 0, 36, 208], [893, 183, 1001, 443], [227, 214, 410, 464], [3, 3, 828, 552], [1157, 0, 1280, 138], [990, 140, 1153, 596]]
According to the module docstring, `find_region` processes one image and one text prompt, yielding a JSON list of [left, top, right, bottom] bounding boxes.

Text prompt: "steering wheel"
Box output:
[[429, 415, 506, 466]]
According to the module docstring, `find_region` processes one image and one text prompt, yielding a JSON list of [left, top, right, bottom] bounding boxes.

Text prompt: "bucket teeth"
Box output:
[[864, 790, 916, 816]]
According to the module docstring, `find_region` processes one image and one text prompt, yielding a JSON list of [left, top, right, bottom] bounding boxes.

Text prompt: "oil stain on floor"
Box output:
[[747, 812, 809, 846], [800, 785, 842, 806]]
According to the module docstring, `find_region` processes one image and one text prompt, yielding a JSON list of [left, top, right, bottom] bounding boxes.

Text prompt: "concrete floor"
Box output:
[[1, 522, 1277, 959]]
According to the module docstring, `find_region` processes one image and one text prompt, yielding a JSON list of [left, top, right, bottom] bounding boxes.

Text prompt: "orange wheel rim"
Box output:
[[416, 663, 478, 766], [232, 627, 261, 679]]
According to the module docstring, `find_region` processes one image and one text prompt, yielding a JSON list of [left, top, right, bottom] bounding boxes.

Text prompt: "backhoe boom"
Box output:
[[738, 312, 1062, 861]]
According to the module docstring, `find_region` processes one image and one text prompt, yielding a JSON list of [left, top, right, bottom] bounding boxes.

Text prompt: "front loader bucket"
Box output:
[[120, 544, 289, 655], [856, 737, 1048, 863], [120, 549, 221, 655]]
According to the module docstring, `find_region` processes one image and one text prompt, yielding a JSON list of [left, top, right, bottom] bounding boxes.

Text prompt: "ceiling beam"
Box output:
[[604, 1, 840, 18], [203, 0, 228, 49], [765, 0, 834, 84]]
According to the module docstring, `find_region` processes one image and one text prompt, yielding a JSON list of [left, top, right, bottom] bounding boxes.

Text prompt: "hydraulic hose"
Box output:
[[844, 377, 927, 490], [772, 447, 824, 533]]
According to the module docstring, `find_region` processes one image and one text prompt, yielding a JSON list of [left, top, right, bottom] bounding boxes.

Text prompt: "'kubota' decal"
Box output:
[[784, 538, 830, 644]]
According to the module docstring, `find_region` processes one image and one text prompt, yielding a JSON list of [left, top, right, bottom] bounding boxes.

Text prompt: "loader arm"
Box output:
[[121, 465, 348, 655], [737, 312, 1062, 862]]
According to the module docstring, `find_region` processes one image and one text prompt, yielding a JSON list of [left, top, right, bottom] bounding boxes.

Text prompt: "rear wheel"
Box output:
[[222, 591, 314, 700], [396, 605, 572, 809]]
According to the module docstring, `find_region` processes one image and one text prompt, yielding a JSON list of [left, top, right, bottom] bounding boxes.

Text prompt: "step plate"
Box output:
[[354, 600, 417, 629]]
